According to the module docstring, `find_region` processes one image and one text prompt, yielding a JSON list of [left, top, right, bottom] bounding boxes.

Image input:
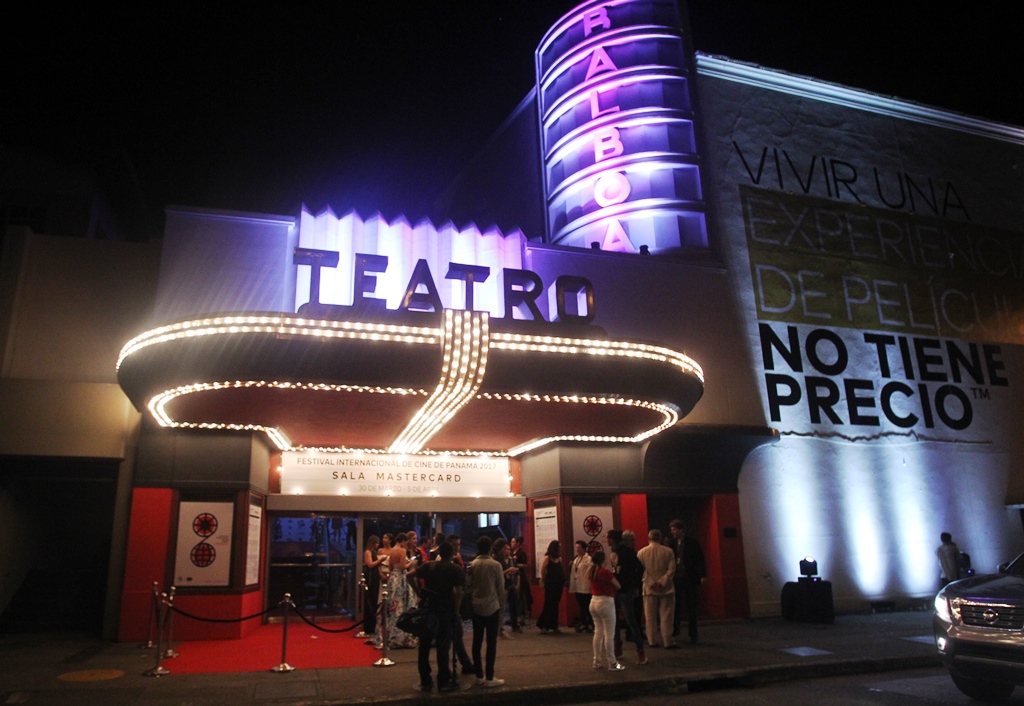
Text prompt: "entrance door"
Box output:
[[267, 513, 358, 621], [646, 494, 749, 620]]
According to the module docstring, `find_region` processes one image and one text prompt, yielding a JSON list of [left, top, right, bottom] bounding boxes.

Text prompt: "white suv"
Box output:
[[934, 552, 1024, 701]]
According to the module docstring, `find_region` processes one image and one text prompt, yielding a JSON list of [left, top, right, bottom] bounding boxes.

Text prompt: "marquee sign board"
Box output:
[[536, 0, 708, 253], [281, 451, 511, 498]]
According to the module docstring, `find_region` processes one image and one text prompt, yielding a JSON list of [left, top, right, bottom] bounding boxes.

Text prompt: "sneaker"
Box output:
[[484, 678, 505, 687], [609, 662, 626, 672], [637, 650, 647, 665], [476, 677, 487, 686], [593, 659, 603, 670]]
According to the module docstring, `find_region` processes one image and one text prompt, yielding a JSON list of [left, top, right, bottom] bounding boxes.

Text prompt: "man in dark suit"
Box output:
[[667, 518, 706, 644]]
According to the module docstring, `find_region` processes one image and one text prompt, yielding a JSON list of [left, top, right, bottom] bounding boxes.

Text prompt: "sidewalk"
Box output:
[[0, 611, 940, 706]]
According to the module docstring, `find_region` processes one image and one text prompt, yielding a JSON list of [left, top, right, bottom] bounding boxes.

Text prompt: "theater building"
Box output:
[[3, 0, 1023, 639]]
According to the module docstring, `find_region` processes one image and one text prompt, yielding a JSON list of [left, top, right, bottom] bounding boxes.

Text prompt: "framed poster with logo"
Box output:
[[174, 501, 234, 587]]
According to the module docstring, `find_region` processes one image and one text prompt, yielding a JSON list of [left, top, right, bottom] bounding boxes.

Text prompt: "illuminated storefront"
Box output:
[[111, 0, 1024, 637], [4, 0, 1020, 640]]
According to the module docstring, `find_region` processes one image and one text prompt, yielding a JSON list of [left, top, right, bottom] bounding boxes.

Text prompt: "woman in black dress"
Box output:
[[537, 540, 565, 633], [360, 535, 385, 638]]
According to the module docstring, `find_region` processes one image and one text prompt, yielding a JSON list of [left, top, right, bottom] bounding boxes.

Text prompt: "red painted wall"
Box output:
[[618, 493, 648, 548], [118, 487, 174, 642], [118, 487, 267, 641], [173, 591, 264, 640], [698, 494, 749, 619]]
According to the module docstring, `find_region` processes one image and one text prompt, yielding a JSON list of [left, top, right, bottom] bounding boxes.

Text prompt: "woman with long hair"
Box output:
[[360, 535, 386, 638], [588, 551, 624, 671], [375, 532, 419, 649], [537, 540, 565, 633]]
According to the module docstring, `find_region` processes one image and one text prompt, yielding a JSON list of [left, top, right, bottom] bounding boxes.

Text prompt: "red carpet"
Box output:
[[166, 622, 381, 673]]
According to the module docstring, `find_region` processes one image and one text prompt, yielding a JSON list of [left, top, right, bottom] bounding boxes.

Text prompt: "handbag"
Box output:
[[396, 605, 439, 639]]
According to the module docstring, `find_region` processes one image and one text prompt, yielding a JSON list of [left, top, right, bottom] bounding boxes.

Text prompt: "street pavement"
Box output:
[[0, 610, 941, 706]]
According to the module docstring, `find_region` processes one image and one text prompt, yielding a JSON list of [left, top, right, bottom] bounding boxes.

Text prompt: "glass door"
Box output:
[[267, 513, 358, 622]]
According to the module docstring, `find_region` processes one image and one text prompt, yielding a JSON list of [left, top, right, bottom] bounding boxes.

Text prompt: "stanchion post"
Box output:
[[271, 593, 296, 673], [141, 581, 159, 649], [163, 586, 180, 658], [373, 582, 394, 667], [143, 593, 171, 677], [354, 572, 369, 639]]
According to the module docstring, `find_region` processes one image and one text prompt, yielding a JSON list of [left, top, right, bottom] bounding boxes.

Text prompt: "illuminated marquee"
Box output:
[[295, 246, 595, 324], [536, 0, 708, 253], [280, 451, 512, 498], [292, 210, 594, 322]]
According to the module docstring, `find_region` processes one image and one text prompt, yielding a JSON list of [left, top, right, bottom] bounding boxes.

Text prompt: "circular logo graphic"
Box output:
[[192, 513, 218, 537], [583, 515, 603, 537], [587, 540, 603, 556], [191, 542, 216, 567]]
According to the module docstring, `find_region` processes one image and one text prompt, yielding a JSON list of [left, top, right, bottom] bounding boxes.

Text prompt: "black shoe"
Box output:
[[439, 682, 459, 693]]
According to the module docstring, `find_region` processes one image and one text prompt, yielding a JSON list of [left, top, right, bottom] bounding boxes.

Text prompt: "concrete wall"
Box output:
[[0, 229, 161, 631]]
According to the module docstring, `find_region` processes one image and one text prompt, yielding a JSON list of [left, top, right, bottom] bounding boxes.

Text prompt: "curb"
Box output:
[[313, 654, 942, 706]]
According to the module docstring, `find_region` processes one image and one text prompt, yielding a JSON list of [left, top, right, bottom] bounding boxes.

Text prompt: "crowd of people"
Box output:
[[356, 518, 706, 692], [359, 529, 527, 691]]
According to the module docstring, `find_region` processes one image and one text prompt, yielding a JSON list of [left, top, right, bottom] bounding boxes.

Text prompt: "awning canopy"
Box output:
[[117, 306, 705, 457]]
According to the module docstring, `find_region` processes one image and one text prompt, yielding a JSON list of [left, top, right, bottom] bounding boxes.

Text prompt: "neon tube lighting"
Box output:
[[389, 310, 490, 454], [127, 312, 702, 455], [117, 315, 442, 370], [539, 28, 682, 92]]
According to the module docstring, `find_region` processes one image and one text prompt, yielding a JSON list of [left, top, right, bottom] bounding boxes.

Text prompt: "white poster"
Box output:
[[174, 501, 234, 587], [281, 451, 510, 498], [570, 504, 612, 557], [245, 503, 262, 586], [533, 505, 558, 580]]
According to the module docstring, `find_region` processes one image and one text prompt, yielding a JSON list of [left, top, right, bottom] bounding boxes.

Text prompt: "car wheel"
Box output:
[[951, 673, 1015, 702]]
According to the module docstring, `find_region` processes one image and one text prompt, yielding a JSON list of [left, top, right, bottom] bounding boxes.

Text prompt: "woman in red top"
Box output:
[[588, 551, 625, 671]]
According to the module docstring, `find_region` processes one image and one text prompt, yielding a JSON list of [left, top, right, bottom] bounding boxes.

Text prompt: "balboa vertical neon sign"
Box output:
[[536, 0, 707, 254]]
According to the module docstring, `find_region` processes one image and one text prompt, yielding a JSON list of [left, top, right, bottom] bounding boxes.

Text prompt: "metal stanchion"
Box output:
[[373, 582, 394, 667], [271, 594, 296, 673], [141, 581, 159, 649], [143, 593, 171, 676], [354, 573, 369, 639], [163, 586, 180, 659]]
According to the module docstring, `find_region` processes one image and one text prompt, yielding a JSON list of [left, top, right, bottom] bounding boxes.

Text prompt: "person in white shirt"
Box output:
[[569, 541, 594, 633]]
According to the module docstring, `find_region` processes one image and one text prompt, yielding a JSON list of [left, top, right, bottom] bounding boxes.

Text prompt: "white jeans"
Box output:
[[590, 595, 616, 667]]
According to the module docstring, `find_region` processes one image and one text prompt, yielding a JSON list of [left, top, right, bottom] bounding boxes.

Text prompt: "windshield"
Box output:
[[1003, 552, 1024, 577]]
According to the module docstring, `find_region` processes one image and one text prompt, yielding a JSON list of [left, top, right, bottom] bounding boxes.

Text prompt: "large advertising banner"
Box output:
[[698, 58, 1024, 613], [743, 184, 1016, 441]]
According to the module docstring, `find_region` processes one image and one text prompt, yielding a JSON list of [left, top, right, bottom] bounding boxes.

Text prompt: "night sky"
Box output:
[[5, 2, 1021, 236]]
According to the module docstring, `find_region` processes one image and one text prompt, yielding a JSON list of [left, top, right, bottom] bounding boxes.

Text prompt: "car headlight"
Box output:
[[934, 592, 952, 622]]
